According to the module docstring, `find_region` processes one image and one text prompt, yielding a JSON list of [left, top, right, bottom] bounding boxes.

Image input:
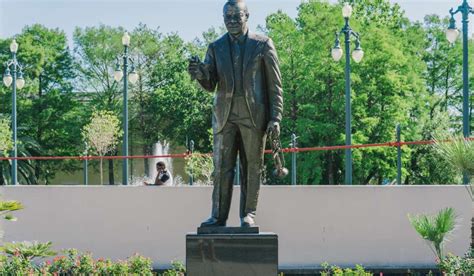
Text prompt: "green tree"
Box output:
[[0, 25, 82, 185], [124, 25, 214, 179], [185, 153, 213, 185], [82, 110, 122, 185], [74, 25, 126, 184], [265, 0, 430, 184], [266, 0, 436, 184]]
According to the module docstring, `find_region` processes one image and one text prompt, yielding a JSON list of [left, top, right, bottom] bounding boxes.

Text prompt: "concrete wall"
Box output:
[[0, 186, 471, 269]]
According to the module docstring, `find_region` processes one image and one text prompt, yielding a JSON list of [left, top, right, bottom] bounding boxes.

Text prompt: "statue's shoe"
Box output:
[[240, 214, 256, 227], [200, 217, 226, 227]]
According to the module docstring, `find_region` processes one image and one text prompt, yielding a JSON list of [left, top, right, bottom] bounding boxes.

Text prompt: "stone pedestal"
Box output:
[[186, 232, 278, 276]]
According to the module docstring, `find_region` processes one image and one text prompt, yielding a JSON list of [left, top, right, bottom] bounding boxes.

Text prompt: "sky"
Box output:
[[0, 0, 471, 45]]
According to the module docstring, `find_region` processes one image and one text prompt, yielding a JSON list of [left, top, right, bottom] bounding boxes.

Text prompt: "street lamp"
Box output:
[[114, 32, 138, 185], [332, 3, 364, 185], [3, 39, 26, 185], [446, 0, 473, 185]]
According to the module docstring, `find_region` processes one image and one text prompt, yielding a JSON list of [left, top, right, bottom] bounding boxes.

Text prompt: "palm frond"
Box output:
[[408, 207, 458, 260]]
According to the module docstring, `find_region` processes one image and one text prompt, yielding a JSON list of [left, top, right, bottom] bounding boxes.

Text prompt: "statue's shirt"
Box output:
[[228, 32, 252, 127]]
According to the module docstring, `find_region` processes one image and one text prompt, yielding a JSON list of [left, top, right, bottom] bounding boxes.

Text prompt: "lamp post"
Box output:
[[114, 32, 139, 185], [189, 140, 194, 186], [290, 133, 298, 186], [331, 3, 364, 185], [3, 39, 26, 185], [446, 0, 473, 185]]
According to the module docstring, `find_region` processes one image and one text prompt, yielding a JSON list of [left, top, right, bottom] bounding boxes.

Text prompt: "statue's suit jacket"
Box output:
[[198, 32, 284, 133]]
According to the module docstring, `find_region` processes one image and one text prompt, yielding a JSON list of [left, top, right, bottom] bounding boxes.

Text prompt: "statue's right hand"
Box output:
[[188, 56, 204, 80]]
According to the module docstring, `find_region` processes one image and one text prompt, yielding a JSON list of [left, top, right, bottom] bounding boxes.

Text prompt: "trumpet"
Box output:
[[268, 126, 289, 178]]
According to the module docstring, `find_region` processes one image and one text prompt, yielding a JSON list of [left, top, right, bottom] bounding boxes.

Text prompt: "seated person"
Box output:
[[144, 161, 170, 186]]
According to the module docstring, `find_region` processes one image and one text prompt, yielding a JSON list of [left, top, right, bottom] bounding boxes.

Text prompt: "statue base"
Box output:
[[186, 232, 278, 276], [197, 226, 259, 234]]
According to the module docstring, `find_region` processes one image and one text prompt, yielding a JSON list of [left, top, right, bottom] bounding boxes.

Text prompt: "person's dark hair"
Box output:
[[156, 161, 166, 168]]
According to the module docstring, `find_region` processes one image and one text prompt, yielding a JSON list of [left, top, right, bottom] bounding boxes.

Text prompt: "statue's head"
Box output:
[[223, 0, 249, 37]]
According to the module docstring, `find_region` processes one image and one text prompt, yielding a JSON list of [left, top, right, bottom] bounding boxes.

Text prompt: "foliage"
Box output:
[[0, 244, 171, 275], [184, 153, 213, 185], [320, 262, 372, 275], [265, 0, 429, 184], [82, 110, 122, 185], [82, 110, 122, 158], [1, 241, 56, 261], [433, 132, 474, 178], [73, 25, 124, 111], [127, 24, 213, 176], [0, 254, 35, 275], [161, 260, 186, 276], [130, 29, 213, 152], [0, 25, 82, 185], [38, 249, 153, 275], [438, 250, 474, 275], [0, 245, 156, 276], [0, 135, 42, 185], [403, 14, 464, 185], [0, 1, 472, 184], [405, 111, 458, 184], [0, 200, 23, 221], [73, 24, 214, 183], [128, 253, 153, 275], [25, 90, 87, 184], [408, 207, 457, 260], [74, 25, 126, 185], [0, 116, 13, 157]]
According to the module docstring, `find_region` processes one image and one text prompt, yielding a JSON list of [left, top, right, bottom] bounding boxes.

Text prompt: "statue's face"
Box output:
[[223, 3, 249, 36]]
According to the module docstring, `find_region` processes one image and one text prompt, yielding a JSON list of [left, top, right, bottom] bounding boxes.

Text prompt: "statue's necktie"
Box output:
[[232, 40, 244, 96]]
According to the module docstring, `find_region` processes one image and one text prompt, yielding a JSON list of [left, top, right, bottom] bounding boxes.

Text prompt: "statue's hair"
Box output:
[[223, 0, 249, 14]]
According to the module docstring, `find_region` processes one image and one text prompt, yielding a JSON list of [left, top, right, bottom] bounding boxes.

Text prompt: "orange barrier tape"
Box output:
[[0, 138, 472, 161]]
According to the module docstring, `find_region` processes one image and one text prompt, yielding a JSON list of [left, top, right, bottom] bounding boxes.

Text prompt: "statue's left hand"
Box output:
[[266, 121, 280, 136]]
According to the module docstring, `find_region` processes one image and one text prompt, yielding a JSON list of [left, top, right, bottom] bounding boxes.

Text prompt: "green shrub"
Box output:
[[48, 254, 75, 274], [94, 258, 114, 275], [0, 255, 35, 275], [0, 245, 178, 275], [408, 207, 457, 260], [128, 253, 153, 275], [1, 241, 56, 261], [433, 133, 474, 177], [184, 153, 213, 185], [162, 260, 185, 276], [110, 260, 130, 275], [438, 250, 474, 275], [320, 262, 372, 276], [0, 200, 23, 221], [77, 253, 95, 274]]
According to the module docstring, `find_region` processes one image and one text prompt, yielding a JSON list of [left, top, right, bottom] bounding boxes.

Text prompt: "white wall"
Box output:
[[0, 186, 471, 269]]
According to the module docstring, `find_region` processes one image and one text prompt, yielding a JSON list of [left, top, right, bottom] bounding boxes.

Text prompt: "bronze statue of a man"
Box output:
[[188, 0, 283, 228]]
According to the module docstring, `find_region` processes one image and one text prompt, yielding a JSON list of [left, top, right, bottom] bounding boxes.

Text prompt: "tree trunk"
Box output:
[[143, 144, 151, 177], [444, 62, 450, 112], [289, 52, 298, 133], [35, 74, 43, 184], [100, 158, 103, 185], [108, 158, 114, 185], [327, 152, 334, 185]]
